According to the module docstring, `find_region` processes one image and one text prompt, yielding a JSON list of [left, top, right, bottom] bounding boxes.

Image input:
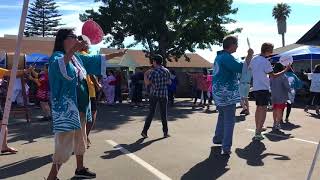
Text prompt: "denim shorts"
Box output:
[[239, 83, 250, 98]]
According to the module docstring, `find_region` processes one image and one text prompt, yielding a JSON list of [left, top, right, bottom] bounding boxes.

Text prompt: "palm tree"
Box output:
[[272, 3, 291, 47]]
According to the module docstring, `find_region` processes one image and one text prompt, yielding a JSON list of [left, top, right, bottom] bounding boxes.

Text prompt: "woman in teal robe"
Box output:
[[47, 28, 126, 180]]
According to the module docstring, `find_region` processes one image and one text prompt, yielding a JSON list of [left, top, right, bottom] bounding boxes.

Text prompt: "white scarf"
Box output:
[[71, 56, 86, 80]]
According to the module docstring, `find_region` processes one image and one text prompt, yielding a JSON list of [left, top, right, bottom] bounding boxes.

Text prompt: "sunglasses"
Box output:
[[65, 34, 78, 40]]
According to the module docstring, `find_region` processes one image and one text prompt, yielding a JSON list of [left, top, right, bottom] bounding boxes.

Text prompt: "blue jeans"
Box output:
[[213, 104, 236, 151]]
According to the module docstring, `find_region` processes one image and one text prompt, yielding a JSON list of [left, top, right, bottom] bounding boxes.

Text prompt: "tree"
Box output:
[[80, 0, 241, 65], [24, 0, 64, 37], [272, 3, 291, 47]]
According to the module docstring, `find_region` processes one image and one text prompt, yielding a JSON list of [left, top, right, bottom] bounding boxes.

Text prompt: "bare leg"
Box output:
[[273, 109, 277, 124], [278, 109, 284, 124], [245, 98, 249, 112], [86, 111, 97, 136], [76, 155, 84, 171], [40, 101, 51, 117], [47, 163, 61, 180], [1, 126, 17, 152], [255, 106, 267, 134]]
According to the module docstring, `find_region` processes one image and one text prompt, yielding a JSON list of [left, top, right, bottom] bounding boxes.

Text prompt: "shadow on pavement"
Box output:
[[181, 146, 230, 180], [281, 121, 301, 131], [306, 111, 320, 119], [101, 137, 165, 159], [264, 130, 293, 142], [7, 122, 53, 144], [7, 100, 200, 144], [0, 154, 52, 179], [235, 115, 246, 123], [235, 141, 290, 166]]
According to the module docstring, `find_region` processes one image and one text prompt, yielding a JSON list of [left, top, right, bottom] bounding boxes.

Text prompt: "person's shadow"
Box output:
[[101, 137, 165, 159], [181, 146, 230, 180], [235, 141, 290, 166], [264, 130, 293, 142], [0, 154, 52, 179], [281, 122, 301, 131]]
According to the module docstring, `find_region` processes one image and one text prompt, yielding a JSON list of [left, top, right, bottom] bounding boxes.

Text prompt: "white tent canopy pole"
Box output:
[[0, 0, 29, 150], [311, 54, 313, 71]]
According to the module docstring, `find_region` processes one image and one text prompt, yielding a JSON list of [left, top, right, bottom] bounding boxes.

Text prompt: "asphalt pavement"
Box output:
[[1, 99, 320, 180]]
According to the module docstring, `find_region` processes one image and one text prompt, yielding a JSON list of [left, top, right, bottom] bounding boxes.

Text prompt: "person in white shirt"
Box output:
[[304, 64, 320, 114], [250, 43, 289, 141]]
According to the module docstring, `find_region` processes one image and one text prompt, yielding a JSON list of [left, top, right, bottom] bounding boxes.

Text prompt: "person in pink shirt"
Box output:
[[189, 69, 209, 107], [207, 73, 213, 109]]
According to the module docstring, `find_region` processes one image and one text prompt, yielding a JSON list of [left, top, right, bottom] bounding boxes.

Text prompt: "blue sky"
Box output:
[[0, 0, 320, 61]]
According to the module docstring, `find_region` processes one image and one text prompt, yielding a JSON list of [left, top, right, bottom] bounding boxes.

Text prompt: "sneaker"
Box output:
[[221, 149, 231, 156], [141, 132, 148, 138], [252, 133, 264, 141], [304, 106, 309, 112], [273, 123, 281, 131], [75, 167, 96, 179]]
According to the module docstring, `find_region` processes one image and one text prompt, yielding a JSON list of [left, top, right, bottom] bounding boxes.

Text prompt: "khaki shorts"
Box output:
[[52, 115, 87, 164]]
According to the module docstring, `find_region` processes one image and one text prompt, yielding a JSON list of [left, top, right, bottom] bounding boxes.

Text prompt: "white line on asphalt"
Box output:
[[105, 140, 172, 180], [246, 129, 319, 145]]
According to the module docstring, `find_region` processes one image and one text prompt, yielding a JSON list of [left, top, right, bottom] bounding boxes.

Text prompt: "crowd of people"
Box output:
[[210, 36, 320, 155], [2, 29, 320, 179]]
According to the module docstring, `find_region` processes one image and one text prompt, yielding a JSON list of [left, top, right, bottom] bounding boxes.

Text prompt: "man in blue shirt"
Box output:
[[212, 35, 253, 155]]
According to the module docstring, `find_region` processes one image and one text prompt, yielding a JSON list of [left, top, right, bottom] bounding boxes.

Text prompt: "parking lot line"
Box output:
[[105, 140, 172, 180], [246, 129, 319, 145]]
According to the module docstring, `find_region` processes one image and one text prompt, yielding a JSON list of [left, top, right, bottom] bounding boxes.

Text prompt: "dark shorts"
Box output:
[[254, 90, 270, 106], [90, 97, 97, 112]]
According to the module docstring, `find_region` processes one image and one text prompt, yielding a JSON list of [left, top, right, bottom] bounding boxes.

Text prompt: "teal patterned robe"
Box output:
[[212, 50, 243, 107], [48, 51, 106, 133]]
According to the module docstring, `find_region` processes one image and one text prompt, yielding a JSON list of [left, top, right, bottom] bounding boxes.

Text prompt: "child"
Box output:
[[285, 68, 302, 122], [28, 64, 51, 121], [270, 63, 290, 130], [304, 64, 320, 114], [250, 43, 289, 140]]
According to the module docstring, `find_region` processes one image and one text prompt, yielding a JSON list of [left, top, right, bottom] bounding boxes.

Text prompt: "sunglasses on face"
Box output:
[[65, 34, 78, 40]]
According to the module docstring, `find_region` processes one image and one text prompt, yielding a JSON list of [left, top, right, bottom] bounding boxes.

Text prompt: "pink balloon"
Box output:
[[82, 19, 104, 45]]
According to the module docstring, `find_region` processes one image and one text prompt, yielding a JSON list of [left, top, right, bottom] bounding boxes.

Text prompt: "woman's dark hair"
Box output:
[[273, 63, 284, 73], [53, 28, 75, 53], [314, 65, 320, 73]]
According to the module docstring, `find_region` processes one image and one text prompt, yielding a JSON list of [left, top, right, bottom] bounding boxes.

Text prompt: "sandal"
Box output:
[[1, 147, 18, 154]]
